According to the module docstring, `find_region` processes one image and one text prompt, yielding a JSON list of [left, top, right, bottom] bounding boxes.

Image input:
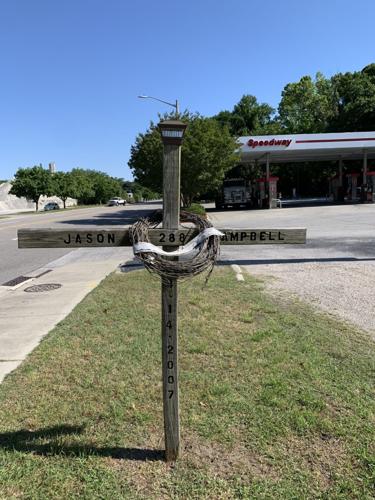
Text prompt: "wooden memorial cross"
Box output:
[[18, 119, 306, 462]]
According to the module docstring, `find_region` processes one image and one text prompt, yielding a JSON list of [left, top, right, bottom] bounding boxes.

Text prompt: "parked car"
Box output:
[[44, 202, 60, 211], [108, 197, 126, 206]]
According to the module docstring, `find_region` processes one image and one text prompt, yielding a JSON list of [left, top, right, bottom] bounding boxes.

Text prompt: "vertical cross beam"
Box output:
[[159, 120, 186, 461], [162, 144, 180, 461]]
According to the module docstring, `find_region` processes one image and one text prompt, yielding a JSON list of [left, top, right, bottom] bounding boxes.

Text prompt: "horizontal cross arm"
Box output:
[[17, 227, 306, 249]]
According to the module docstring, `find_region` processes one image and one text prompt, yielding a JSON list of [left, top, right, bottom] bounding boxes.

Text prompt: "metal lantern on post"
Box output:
[[158, 119, 187, 461], [159, 120, 187, 227], [159, 120, 186, 144]]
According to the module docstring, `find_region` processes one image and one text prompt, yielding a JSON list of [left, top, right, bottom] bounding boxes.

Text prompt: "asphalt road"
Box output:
[[2, 201, 374, 284], [207, 203, 375, 337], [208, 203, 375, 264], [0, 202, 161, 285]]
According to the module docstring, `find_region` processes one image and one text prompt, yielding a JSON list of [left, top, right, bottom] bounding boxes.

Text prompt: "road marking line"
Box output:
[[0, 207, 106, 232], [231, 264, 245, 282]]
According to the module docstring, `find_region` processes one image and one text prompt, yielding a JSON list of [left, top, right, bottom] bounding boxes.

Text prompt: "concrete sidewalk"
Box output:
[[0, 248, 134, 383]]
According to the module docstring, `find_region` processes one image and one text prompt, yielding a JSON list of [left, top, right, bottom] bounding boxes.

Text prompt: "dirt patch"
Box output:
[[181, 432, 276, 480], [280, 434, 348, 490], [105, 428, 171, 499], [107, 430, 277, 498]]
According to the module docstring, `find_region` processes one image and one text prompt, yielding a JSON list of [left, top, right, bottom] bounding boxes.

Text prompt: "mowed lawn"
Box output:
[[0, 268, 374, 499]]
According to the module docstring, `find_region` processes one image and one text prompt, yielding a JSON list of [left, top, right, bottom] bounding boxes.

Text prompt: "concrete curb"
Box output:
[[0, 250, 133, 383]]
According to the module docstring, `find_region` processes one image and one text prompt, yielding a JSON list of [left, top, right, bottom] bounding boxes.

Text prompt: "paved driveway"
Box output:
[[208, 204, 375, 338]]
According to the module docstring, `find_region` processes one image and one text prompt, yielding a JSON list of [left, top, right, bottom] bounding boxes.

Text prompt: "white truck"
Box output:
[[107, 197, 126, 206], [215, 178, 252, 209]]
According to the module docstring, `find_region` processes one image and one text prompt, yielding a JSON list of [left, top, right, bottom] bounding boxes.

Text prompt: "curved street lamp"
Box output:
[[138, 95, 179, 115]]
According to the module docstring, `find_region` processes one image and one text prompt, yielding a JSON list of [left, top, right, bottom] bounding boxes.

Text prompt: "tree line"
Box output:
[[130, 64, 375, 201], [10, 166, 158, 211], [9, 65, 375, 208], [129, 112, 238, 207], [214, 64, 375, 136]]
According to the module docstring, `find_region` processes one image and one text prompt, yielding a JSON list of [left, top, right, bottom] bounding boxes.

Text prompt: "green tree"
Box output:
[[214, 95, 276, 136], [278, 73, 337, 133], [128, 125, 164, 194], [10, 166, 53, 211], [69, 168, 96, 203], [129, 112, 238, 207], [138, 186, 158, 201], [122, 181, 160, 202], [52, 171, 77, 209], [180, 116, 239, 206], [69, 169, 124, 205], [330, 68, 375, 131], [232, 94, 275, 134]]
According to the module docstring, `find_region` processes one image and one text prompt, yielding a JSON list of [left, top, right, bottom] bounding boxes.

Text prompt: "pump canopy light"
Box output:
[[159, 120, 187, 145]]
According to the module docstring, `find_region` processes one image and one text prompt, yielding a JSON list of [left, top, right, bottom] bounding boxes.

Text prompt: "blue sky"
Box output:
[[0, 0, 374, 181]]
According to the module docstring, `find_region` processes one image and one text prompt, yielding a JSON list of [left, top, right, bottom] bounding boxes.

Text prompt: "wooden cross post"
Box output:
[[159, 119, 187, 461], [18, 208, 306, 461]]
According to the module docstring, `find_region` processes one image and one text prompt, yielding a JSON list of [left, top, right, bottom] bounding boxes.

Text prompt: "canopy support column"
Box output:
[[266, 153, 270, 209], [363, 151, 368, 184], [338, 157, 343, 187]]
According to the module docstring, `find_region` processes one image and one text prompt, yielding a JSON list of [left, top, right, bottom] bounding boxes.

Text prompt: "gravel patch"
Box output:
[[242, 261, 375, 339]]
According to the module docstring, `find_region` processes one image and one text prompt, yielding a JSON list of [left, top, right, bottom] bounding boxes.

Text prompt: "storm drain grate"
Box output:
[[2, 276, 30, 287], [24, 283, 62, 293], [27, 269, 52, 279]]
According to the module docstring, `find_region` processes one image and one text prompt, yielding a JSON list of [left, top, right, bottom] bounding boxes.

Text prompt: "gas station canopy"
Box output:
[[238, 131, 375, 164]]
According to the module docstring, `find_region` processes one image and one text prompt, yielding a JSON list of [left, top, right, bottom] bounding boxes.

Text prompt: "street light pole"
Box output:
[[138, 95, 179, 117]]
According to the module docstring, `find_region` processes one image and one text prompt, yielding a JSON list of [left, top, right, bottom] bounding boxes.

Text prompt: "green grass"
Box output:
[[185, 203, 206, 216], [0, 268, 374, 499]]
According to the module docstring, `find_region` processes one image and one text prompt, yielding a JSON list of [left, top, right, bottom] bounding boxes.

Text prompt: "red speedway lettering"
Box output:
[[247, 138, 292, 148]]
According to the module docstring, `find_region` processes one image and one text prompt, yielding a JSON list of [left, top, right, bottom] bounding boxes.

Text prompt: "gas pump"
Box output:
[[255, 177, 279, 208], [346, 172, 359, 201], [329, 174, 340, 201], [256, 178, 265, 209], [268, 176, 279, 208], [365, 172, 375, 202]]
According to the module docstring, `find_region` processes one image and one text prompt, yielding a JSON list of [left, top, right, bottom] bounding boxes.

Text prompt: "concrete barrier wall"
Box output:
[[0, 182, 35, 212], [0, 182, 77, 213]]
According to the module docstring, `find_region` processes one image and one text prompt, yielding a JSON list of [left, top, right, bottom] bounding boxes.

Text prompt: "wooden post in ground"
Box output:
[[159, 120, 187, 461], [18, 201, 307, 464], [18, 224, 307, 461]]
